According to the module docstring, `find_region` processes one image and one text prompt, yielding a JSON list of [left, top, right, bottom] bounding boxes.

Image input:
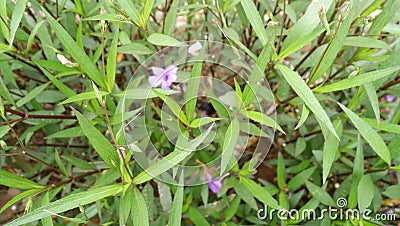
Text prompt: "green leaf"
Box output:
[[9, 0, 28, 47], [72, 108, 120, 170], [164, 0, 180, 35], [106, 29, 119, 92], [240, 0, 268, 45], [119, 88, 179, 99], [240, 177, 280, 209], [141, 0, 154, 29], [189, 117, 221, 128], [16, 83, 49, 107], [308, 3, 354, 83], [278, 27, 324, 59], [294, 104, 310, 130], [59, 91, 108, 105], [0, 188, 43, 215], [40, 192, 53, 226], [0, 0, 9, 42], [322, 120, 343, 184], [357, 174, 374, 211], [276, 64, 339, 139], [5, 185, 122, 225], [147, 33, 184, 46], [25, 20, 45, 54], [363, 82, 380, 125], [344, 37, 389, 49], [83, 14, 130, 23], [116, 0, 141, 25], [363, 118, 400, 133], [225, 196, 240, 221], [118, 43, 153, 55], [0, 169, 45, 190], [287, 166, 317, 191], [0, 76, 16, 105], [277, 152, 286, 189], [235, 183, 258, 210], [133, 125, 214, 184], [132, 186, 149, 226], [185, 61, 203, 121], [63, 155, 96, 170], [153, 89, 188, 125], [46, 126, 83, 139], [314, 66, 400, 93], [221, 118, 240, 175], [188, 207, 210, 226], [305, 181, 336, 206], [348, 134, 364, 209], [246, 111, 285, 134], [43, 10, 105, 88], [38, 66, 76, 97], [168, 176, 184, 226], [382, 185, 400, 199], [338, 103, 391, 164], [54, 151, 69, 177], [281, 0, 333, 52]]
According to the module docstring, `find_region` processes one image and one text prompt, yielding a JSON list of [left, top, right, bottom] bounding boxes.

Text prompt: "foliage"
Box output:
[[0, 0, 399, 225]]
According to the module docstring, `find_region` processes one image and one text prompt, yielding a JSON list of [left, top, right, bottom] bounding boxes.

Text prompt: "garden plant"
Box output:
[[0, 0, 399, 225]]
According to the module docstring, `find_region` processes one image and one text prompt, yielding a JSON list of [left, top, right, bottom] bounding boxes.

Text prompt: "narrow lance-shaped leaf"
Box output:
[[240, 0, 268, 45], [276, 64, 339, 139], [185, 61, 203, 121], [338, 103, 391, 164], [72, 108, 120, 170], [9, 0, 28, 47], [16, 83, 49, 107], [132, 186, 149, 226], [133, 125, 214, 184], [240, 177, 281, 209], [348, 134, 363, 209], [305, 181, 336, 207], [294, 104, 310, 130], [43, 9, 105, 88], [168, 173, 184, 226], [147, 33, 185, 47], [0, 188, 43, 215], [0, 169, 45, 190], [163, 0, 180, 35], [5, 185, 122, 225], [141, 0, 154, 29], [106, 29, 119, 92], [322, 120, 343, 184], [221, 118, 240, 175], [314, 66, 400, 93], [308, 3, 354, 83], [357, 174, 374, 211], [363, 82, 380, 125]]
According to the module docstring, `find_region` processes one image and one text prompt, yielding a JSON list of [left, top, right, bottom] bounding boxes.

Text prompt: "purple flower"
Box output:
[[206, 172, 223, 194], [385, 95, 396, 102], [200, 113, 209, 118], [148, 65, 178, 89]]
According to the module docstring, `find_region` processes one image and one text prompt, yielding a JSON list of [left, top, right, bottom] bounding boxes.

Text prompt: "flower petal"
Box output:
[[148, 76, 162, 87], [151, 66, 166, 76]]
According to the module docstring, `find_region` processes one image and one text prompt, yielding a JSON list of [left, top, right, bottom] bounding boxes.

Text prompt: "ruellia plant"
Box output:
[[0, 0, 399, 225]]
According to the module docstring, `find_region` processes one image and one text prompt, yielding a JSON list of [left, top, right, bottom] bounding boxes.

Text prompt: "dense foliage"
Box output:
[[0, 0, 399, 225]]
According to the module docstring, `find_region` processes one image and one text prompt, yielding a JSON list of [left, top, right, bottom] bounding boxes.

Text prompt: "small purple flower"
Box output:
[[385, 95, 396, 102], [206, 172, 223, 194], [200, 113, 209, 118], [148, 65, 178, 89]]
